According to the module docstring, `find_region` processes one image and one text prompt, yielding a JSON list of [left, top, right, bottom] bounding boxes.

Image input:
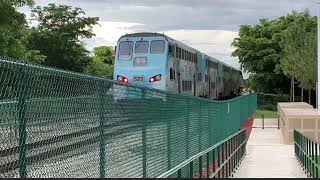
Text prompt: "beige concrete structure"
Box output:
[[233, 120, 307, 178], [278, 102, 319, 144]]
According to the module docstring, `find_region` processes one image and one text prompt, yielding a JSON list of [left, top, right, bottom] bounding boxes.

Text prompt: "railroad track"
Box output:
[[0, 121, 144, 174]]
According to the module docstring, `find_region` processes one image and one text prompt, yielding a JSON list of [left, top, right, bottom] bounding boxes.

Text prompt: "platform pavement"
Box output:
[[232, 119, 307, 178]]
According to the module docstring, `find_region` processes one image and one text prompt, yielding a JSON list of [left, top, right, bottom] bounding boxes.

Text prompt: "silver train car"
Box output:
[[114, 32, 243, 100]]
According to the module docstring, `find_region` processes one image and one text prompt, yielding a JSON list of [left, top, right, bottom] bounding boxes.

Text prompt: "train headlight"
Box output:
[[149, 74, 161, 82], [117, 75, 128, 84], [134, 57, 148, 66]]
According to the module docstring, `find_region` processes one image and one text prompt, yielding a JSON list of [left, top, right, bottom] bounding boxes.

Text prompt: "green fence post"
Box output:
[[209, 102, 213, 146], [99, 80, 106, 178], [166, 97, 171, 170], [199, 101, 202, 152], [186, 98, 190, 158], [18, 65, 28, 178], [142, 89, 147, 178]]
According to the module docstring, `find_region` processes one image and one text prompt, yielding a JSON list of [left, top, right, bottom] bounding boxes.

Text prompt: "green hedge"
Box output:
[[257, 93, 290, 111]]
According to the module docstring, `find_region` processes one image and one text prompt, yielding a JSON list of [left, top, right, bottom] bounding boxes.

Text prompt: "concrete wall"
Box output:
[[277, 102, 319, 144]]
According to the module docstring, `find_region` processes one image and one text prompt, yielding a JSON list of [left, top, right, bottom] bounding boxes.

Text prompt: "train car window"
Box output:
[[186, 51, 188, 61], [176, 47, 179, 58], [119, 41, 133, 61], [169, 45, 174, 56], [182, 81, 186, 91], [182, 49, 185, 60], [151, 40, 165, 54], [135, 41, 149, 54], [191, 53, 194, 63], [170, 68, 174, 80]]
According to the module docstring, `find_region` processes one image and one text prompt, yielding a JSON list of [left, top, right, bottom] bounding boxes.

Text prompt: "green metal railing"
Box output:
[[294, 130, 320, 178], [158, 129, 246, 178], [0, 57, 257, 178]]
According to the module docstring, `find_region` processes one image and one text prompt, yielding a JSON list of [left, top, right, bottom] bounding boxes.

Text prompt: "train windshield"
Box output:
[[150, 40, 165, 54], [135, 41, 149, 54], [119, 41, 133, 60]]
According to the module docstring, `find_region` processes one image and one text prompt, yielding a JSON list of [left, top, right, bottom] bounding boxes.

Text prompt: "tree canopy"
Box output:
[[0, 1, 117, 78], [0, 0, 35, 59], [85, 46, 115, 78], [232, 10, 317, 99], [27, 4, 99, 72]]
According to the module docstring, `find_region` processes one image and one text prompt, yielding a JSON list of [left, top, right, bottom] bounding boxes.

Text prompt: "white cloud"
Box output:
[[83, 21, 144, 51]]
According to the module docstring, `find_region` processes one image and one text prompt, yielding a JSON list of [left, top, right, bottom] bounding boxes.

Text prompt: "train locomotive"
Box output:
[[113, 32, 243, 100]]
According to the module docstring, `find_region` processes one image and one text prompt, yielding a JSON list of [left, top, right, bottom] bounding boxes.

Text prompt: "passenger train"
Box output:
[[113, 32, 243, 100]]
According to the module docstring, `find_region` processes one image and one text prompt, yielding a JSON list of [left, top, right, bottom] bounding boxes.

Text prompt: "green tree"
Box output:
[[27, 4, 99, 72], [0, 0, 37, 59], [85, 46, 115, 78], [280, 11, 317, 103], [232, 10, 316, 99], [232, 17, 293, 94]]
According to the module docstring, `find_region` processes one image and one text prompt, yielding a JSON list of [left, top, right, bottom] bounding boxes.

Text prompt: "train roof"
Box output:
[[120, 32, 240, 72]]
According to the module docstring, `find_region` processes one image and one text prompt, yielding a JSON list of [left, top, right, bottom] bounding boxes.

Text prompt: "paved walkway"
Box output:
[[233, 119, 307, 178]]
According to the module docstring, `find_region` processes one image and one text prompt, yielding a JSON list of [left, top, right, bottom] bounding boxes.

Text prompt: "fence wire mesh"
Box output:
[[0, 57, 257, 178]]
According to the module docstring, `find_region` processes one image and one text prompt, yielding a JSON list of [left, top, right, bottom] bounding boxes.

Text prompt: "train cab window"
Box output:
[[151, 40, 165, 54], [135, 41, 149, 54], [119, 41, 133, 61]]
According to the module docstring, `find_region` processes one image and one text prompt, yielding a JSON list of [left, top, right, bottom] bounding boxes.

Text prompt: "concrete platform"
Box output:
[[233, 119, 307, 178]]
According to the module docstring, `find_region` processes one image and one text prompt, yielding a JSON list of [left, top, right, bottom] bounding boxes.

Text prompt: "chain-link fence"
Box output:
[[0, 57, 257, 178]]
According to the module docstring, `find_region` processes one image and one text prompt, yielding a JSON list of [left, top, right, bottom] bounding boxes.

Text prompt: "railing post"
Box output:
[[206, 152, 210, 178], [189, 161, 194, 178], [316, 143, 319, 178], [277, 114, 280, 130], [262, 114, 264, 129], [99, 80, 106, 178], [18, 65, 28, 178], [212, 148, 215, 178], [199, 156, 202, 178]]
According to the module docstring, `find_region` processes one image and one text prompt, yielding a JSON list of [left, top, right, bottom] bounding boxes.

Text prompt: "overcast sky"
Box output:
[[20, 0, 320, 78]]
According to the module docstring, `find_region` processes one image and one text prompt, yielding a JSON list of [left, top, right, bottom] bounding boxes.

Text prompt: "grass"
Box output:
[[253, 110, 277, 119]]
